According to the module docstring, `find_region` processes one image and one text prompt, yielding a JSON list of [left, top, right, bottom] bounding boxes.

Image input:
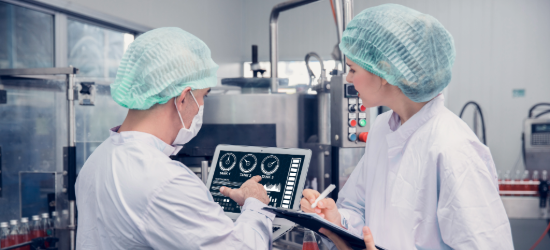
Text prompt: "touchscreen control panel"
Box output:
[[209, 150, 306, 213]]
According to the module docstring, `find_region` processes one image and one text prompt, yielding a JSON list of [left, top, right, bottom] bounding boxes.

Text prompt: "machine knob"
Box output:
[[358, 132, 368, 142], [349, 119, 357, 127], [360, 105, 367, 112], [348, 104, 357, 112], [358, 119, 367, 127], [348, 133, 357, 141]]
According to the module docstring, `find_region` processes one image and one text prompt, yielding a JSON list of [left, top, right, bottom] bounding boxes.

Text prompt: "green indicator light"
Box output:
[[359, 119, 367, 127]]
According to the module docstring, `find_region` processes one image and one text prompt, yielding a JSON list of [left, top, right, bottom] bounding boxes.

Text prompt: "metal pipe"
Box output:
[[333, 0, 344, 68], [342, 0, 354, 73], [318, 92, 331, 145], [67, 70, 76, 250], [201, 161, 209, 184], [269, 0, 320, 92]]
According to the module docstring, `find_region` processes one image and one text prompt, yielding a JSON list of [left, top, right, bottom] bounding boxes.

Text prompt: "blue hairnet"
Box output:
[[340, 4, 456, 102], [111, 27, 218, 110]]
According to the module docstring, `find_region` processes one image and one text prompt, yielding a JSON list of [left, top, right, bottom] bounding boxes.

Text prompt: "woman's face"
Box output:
[[345, 58, 388, 108]]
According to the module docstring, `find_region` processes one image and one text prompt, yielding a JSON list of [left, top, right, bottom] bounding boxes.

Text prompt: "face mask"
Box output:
[[172, 91, 203, 154]]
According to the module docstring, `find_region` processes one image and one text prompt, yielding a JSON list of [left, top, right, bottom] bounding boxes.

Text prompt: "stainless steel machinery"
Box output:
[[176, 0, 366, 201], [524, 103, 550, 172], [0, 68, 127, 250]]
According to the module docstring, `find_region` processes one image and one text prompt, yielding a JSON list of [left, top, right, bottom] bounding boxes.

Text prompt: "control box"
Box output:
[[330, 75, 370, 148], [524, 118, 550, 172]]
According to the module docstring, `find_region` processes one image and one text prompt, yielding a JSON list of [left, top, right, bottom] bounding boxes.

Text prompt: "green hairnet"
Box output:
[[340, 4, 456, 103], [111, 27, 218, 110]]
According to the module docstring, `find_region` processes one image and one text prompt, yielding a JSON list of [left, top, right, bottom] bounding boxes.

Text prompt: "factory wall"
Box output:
[[61, 0, 550, 173], [64, 0, 246, 79], [243, 0, 550, 173]]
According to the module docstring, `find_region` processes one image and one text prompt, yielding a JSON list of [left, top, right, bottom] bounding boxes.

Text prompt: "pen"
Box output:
[[311, 184, 336, 209]]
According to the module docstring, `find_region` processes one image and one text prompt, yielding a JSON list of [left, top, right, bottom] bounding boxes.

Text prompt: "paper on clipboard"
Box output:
[[262, 207, 386, 250]]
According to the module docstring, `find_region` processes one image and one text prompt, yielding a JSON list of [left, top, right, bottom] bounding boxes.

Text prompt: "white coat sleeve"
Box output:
[[335, 154, 368, 237], [437, 143, 513, 249], [140, 173, 275, 250]]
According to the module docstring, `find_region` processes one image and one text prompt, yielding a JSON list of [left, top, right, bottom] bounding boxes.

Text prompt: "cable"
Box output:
[[329, 0, 337, 25], [529, 103, 550, 118], [535, 109, 550, 118], [459, 101, 487, 145], [529, 220, 550, 250]]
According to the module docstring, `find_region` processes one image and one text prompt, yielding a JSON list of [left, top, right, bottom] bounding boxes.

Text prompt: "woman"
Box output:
[[301, 4, 513, 249]]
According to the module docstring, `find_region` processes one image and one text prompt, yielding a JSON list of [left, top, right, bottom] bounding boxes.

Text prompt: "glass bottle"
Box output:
[[302, 230, 320, 250], [521, 170, 530, 196], [41, 213, 53, 248], [1, 222, 9, 248], [20, 217, 31, 250], [52, 211, 61, 237], [513, 170, 522, 196], [533, 171, 540, 194], [7, 220, 20, 247], [41, 213, 52, 237], [502, 170, 511, 193], [30, 215, 42, 239]]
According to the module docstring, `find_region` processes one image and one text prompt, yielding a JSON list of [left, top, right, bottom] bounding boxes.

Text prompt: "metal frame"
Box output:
[[269, 0, 320, 92], [0, 147, 2, 197], [0, 67, 79, 250], [0, 0, 150, 70], [8, 0, 150, 34], [18, 171, 63, 218]]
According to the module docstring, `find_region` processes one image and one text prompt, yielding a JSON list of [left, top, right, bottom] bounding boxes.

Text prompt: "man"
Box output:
[[75, 27, 274, 249]]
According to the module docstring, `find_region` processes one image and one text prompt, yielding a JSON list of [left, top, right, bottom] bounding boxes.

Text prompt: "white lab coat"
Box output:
[[75, 127, 274, 250], [335, 95, 513, 249]]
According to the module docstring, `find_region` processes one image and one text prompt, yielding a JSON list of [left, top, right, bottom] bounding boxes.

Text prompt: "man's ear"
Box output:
[[175, 87, 192, 112], [176, 87, 192, 104], [380, 77, 389, 86]]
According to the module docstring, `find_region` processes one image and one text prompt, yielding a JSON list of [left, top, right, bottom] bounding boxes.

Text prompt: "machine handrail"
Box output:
[[269, 0, 320, 93]]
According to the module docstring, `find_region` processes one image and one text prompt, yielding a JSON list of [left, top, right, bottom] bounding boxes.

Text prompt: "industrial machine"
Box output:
[[0, 68, 126, 250], [524, 103, 550, 172], [175, 0, 366, 200], [0, 1, 364, 248]]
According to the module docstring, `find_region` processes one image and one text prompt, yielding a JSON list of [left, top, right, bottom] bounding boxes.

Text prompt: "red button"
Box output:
[[358, 132, 368, 142], [360, 105, 367, 112], [349, 119, 357, 127]]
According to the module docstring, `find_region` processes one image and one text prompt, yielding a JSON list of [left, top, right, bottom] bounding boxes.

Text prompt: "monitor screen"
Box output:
[[209, 150, 306, 213]]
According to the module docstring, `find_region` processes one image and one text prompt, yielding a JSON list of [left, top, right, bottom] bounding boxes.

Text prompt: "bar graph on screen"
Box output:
[[264, 182, 282, 192]]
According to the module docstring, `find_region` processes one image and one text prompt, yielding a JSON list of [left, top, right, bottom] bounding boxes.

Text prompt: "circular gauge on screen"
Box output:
[[261, 155, 280, 175], [239, 154, 258, 173], [219, 153, 237, 171]]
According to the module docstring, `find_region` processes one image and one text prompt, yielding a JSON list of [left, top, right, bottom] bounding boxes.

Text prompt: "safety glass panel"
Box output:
[[0, 2, 54, 69], [68, 19, 134, 80], [0, 77, 67, 223]]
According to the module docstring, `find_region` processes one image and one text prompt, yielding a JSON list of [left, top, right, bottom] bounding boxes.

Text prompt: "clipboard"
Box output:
[[263, 207, 386, 250]]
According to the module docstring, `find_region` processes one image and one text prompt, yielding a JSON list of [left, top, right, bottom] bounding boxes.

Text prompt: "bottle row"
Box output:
[[498, 170, 548, 196], [0, 212, 60, 249]]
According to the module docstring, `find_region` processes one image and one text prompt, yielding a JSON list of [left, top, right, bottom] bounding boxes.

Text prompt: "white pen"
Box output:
[[311, 184, 336, 209]]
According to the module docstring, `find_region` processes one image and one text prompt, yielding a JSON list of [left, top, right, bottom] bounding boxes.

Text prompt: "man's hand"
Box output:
[[318, 226, 376, 250], [220, 176, 269, 205], [300, 189, 343, 227]]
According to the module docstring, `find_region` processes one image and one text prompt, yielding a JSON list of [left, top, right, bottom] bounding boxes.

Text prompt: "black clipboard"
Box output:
[[263, 207, 386, 250]]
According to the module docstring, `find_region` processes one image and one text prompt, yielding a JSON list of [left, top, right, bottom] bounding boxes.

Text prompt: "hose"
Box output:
[[529, 221, 550, 250], [535, 109, 550, 118], [459, 101, 487, 145], [329, 0, 337, 25], [305, 52, 326, 86], [529, 103, 550, 118]]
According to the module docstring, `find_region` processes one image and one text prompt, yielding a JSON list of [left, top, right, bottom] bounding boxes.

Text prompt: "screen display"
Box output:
[[345, 84, 359, 97], [533, 124, 550, 133], [209, 150, 305, 213]]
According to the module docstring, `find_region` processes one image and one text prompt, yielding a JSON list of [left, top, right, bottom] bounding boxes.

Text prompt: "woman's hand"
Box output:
[[318, 226, 376, 250], [300, 189, 343, 227]]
